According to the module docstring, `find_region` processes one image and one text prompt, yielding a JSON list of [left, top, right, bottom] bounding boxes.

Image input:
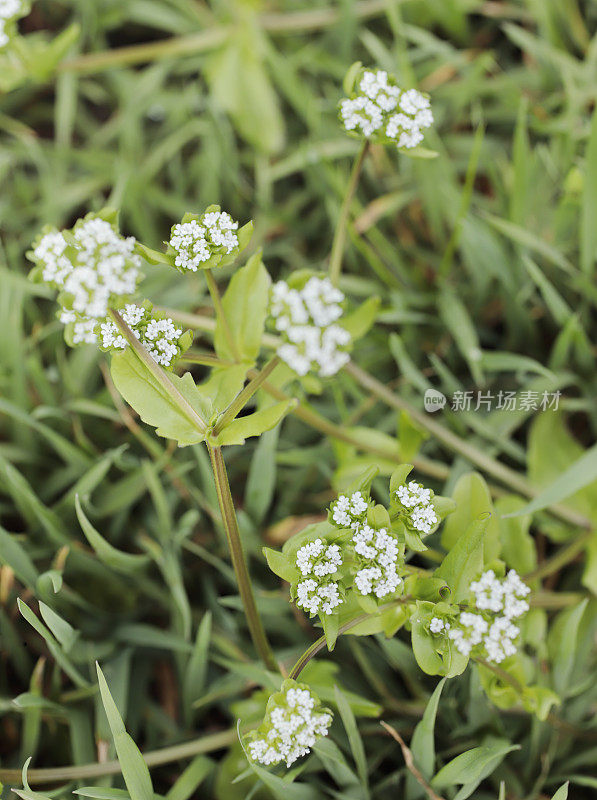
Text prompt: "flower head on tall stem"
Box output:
[[269, 275, 351, 377], [340, 67, 433, 151]]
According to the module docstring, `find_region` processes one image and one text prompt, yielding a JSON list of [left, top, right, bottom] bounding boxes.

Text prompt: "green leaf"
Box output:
[[38, 602, 78, 653], [206, 28, 285, 155], [263, 547, 298, 584], [581, 107, 597, 274], [76, 496, 150, 573], [183, 614, 212, 717], [211, 400, 292, 446], [96, 663, 154, 800], [431, 740, 520, 799], [505, 442, 597, 519], [213, 252, 271, 363], [496, 496, 537, 578], [479, 350, 555, 380], [441, 472, 500, 562], [246, 427, 279, 523], [111, 349, 207, 446], [17, 600, 89, 688], [550, 783, 569, 800], [340, 297, 380, 341], [406, 679, 445, 799], [0, 525, 38, 588], [438, 284, 484, 385], [334, 686, 369, 796], [75, 789, 136, 800], [165, 756, 213, 800], [549, 598, 589, 696], [436, 515, 488, 602]]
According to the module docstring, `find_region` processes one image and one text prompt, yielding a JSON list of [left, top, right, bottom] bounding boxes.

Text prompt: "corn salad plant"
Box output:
[[1, 2, 596, 800]]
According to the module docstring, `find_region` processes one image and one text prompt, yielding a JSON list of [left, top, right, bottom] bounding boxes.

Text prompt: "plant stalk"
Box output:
[[329, 139, 369, 285], [289, 599, 410, 679], [207, 444, 278, 672], [212, 356, 281, 436], [110, 310, 276, 671]]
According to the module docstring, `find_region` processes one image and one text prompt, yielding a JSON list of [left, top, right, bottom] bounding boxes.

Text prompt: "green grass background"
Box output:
[[1, 1, 596, 798]]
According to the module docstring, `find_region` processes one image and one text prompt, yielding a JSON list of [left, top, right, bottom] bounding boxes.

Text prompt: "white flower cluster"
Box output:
[[329, 490, 403, 600], [295, 539, 343, 616], [0, 0, 24, 47], [270, 277, 351, 377], [247, 683, 332, 768], [429, 617, 450, 634], [439, 570, 531, 664], [98, 304, 186, 367], [331, 491, 368, 528], [394, 481, 438, 536], [169, 210, 239, 271], [353, 524, 402, 599], [340, 69, 433, 149], [32, 218, 141, 322]]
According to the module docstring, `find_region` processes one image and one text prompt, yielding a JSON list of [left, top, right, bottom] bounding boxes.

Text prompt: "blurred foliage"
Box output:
[[1, 1, 597, 799]]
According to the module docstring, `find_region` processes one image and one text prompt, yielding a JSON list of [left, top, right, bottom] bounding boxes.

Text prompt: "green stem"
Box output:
[[289, 599, 410, 680], [344, 360, 593, 531], [329, 140, 368, 285], [207, 444, 278, 672], [212, 356, 281, 436], [110, 310, 207, 435], [204, 269, 241, 363], [0, 728, 238, 785], [110, 310, 276, 671]]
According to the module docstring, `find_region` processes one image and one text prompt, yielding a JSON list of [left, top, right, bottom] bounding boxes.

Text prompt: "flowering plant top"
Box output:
[[244, 680, 332, 768], [339, 65, 433, 152], [165, 205, 253, 273]]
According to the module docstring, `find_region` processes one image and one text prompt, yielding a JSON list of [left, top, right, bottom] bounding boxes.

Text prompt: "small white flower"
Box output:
[[247, 682, 332, 768], [330, 491, 368, 529], [169, 210, 239, 272], [429, 617, 449, 634], [447, 570, 530, 663], [295, 538, 342, 577], [340, 68, 433, 150], [97, 304, 187, 367], [30, 216, 142, 323], [394, 481, 438, 535], [269, 277, 351, 378], [296, 578, 343, 616], [352, 525, 403, 599]]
